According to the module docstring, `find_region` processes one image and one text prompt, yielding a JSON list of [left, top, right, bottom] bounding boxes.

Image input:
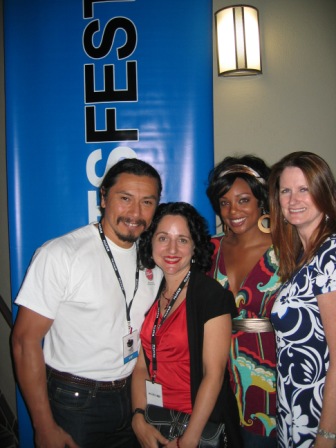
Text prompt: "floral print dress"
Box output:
[[209, 235, 281, 441], [271, 235, 336, 448]]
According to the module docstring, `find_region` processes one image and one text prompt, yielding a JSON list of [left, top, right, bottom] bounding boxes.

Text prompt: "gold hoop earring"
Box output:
[[223, 223, 230, 235], [258, 214, 271, 234]]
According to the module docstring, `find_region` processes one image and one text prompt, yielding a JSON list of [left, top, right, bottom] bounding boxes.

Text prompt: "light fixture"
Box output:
[[215, 5, 262, 77]]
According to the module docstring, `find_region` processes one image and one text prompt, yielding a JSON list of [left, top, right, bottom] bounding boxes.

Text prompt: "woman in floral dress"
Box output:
[[269, 151, 336, 448], [207, 155, 282, 448]]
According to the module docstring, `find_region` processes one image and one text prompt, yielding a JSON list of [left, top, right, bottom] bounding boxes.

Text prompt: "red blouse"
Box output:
[[140, 300, 192, 414]]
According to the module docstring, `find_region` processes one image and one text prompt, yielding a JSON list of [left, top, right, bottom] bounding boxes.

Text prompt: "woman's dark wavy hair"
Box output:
[[269, 151, 336, 282], [206, 155, 271, 219], [139, 202, 214, 272]]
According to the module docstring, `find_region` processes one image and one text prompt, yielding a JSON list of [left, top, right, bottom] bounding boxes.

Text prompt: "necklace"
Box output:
[[160, 278, 190, 311], [161, 290, 173, 310]]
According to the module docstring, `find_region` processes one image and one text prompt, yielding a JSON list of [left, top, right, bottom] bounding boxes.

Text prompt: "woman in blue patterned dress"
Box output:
[[269, 151, 336, 448], [207, 155, 282, 448]]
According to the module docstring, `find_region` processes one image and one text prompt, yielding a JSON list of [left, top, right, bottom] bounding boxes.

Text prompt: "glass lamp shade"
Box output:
[[215, 5, 262, 76]]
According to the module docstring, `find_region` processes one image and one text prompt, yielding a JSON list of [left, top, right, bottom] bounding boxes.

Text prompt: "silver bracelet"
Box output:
[[317, 428, 336, 440]]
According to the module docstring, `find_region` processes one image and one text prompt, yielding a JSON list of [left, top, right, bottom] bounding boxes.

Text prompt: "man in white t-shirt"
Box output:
[[12, 158, 163, 448]]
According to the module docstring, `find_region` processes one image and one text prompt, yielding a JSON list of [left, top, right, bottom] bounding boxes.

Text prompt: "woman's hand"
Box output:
[[132, 347, 168, 447], [132, 414, 169, 448], [166, 439, 179, 448], [166, 436, 198, 448]]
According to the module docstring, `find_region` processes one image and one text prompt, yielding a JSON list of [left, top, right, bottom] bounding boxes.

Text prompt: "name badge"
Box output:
[[146, 380, 163, 407], [123, 330, 139, 364]]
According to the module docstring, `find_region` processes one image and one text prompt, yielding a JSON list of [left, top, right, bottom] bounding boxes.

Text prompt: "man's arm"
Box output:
[[12, 306, 79, 448]]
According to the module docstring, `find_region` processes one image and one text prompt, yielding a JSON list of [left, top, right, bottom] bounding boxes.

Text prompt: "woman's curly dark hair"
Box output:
[[139, 202, 214, 272]]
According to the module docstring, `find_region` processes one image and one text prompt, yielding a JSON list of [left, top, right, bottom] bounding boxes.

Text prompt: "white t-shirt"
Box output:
[[15, 223, 163, 381]]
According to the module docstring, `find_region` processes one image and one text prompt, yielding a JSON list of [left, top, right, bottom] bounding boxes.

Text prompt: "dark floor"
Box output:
[[0, 392, 18, 448], [0, 424, 18, 448]]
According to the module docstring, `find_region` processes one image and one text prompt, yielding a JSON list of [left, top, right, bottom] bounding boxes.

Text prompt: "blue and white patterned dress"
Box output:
[[271, 235, 336, 448]]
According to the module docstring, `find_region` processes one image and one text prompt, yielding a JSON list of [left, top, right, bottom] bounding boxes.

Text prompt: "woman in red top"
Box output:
[[131, 202, 242, 448]]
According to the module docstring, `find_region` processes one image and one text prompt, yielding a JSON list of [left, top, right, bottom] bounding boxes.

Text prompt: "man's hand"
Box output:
[[34, 421, 80, 448]]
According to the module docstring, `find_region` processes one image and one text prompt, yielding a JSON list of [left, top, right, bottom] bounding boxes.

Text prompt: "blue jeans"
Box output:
[[47, 373, 138, 448]]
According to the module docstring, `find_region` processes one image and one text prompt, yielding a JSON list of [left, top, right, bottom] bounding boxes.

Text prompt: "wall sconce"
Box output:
[[215, 5, 262, 77]]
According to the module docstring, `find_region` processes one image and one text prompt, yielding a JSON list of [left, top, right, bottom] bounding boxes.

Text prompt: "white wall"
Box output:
[[212, 0, 336, 174]]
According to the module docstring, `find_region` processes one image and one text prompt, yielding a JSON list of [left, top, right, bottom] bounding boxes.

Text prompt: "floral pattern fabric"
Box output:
[[271, 235, 336, 448], [209, 235, 281, 441]]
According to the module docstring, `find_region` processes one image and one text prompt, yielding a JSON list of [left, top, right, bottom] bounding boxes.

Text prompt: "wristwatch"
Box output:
[[132, 408, 145, 417]]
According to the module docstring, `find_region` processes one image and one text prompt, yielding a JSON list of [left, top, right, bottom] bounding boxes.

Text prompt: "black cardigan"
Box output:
[[185, 265, 242, 447]]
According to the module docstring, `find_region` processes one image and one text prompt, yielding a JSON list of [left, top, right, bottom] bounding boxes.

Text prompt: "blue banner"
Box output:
[[4, 0, 214, 445]]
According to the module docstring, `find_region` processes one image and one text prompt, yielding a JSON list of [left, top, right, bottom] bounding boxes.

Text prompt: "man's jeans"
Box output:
[[47, 373, 138, 448]]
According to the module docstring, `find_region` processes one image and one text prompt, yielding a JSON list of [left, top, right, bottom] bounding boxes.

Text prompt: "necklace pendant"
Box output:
[[161, 291, 172, 310]]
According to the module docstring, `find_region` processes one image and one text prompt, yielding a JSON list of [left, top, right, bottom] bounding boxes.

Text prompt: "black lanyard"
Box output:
[[150, 270, 191, 381], [98, 222, 139, 333]]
